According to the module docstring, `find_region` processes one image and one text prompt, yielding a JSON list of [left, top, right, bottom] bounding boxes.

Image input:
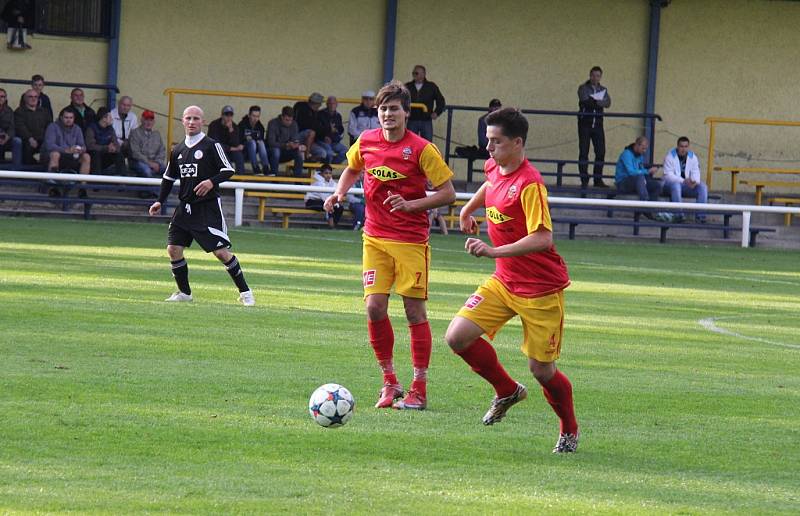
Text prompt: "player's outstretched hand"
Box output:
[[323, 194, 341, 213], [148, 201, 161, 216], [384, 190, 416, 213], [465, 237, 494, 258], [460, 214, 479, 235], [193, 179, 213, 197]]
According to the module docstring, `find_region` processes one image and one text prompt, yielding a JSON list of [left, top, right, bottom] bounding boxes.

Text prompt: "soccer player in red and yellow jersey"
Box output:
[[324, 81, 456, 410], [445, 108, 579, 453]]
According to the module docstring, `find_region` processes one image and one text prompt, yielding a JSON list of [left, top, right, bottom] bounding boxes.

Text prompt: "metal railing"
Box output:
[[0, 78, 119, 93], [4, 170, 799, 248], [705, 116, 800, 186]]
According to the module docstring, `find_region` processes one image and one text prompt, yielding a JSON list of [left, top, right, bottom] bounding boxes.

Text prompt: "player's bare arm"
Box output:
[[324, 166, 361, 212], [466, 228, 553, 259], [384, 180, 456, 213], [458, 182, 488, 234]]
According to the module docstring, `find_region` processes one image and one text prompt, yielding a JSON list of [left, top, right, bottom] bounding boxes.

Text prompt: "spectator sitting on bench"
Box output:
[[0, 88, 23, 166], [346, 172, 366, 231], [305, 163, 342, 228], [110, 95, 138, 156], [293, 92, 328, 163], [615, 136, 662, 210], [208, 105, 245, 173], [662, 136, 708, 223], [86, 107, 125, 175], [15, 89, 51, 165], [239, 105, 268, 175], [66, 88, 96, 131], [42, 107, 90, 195], [317, 96, 348, 164], [128, 110, 166, 178], [348, 90, 379, 145], [266, 106, 305, 177], [19, 75, 53, 121]]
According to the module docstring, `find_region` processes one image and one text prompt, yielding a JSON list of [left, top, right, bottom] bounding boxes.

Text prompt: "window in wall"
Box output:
[[36, 0, 113, 38]]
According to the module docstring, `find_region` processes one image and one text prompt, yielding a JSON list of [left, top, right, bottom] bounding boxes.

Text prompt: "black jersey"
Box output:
[[161, 133, 235, 204]]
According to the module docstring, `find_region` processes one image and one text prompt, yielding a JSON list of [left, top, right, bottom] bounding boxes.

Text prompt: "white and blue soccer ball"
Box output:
[[308, 383, 355, 428]]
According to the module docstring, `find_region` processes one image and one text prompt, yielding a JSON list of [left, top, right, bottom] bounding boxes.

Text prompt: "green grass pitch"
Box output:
[[1, 217, 798, 514]]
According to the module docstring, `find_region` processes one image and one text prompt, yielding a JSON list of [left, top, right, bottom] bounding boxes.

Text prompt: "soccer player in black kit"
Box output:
[[148, 105, 255, 306]]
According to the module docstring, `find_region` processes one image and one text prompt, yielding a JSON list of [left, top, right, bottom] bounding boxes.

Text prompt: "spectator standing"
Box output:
[[266, 106, 305, 177], [662, 136, 708, 223], [348, 90, 379, 144], [615, 136, 663, 217], [2, 0, 33, 49], [239, 105, 268, 174], [14, 89, 51, 165], [346, 172, 366, 231], [42, 107, 90, 175], [19, 75, 53, 121], [110, 95, 138, 154], [207, 105, 245, 173], [317, 96, 348, 164], [477, 98, 502, 155], [85, 107, 125, 175], [67, 88, 97, 131], [293, 92, 327, 162], [577, 66, 611, 188], [405, 65, 446, 142], [305, 164, 343, 228], [0, 88, 23, 166], [128, 110, 166, 178]]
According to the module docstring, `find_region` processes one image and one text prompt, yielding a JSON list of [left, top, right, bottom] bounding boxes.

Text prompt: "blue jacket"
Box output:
[[615, 145, 648, 184]]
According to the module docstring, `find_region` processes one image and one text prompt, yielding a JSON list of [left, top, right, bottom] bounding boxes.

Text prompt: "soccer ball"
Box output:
[[308, 383, 355, 428]]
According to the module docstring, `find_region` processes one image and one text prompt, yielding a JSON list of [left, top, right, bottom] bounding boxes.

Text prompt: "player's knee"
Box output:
[[166, 245, 183, 260], [403, 304, 426, 324], [529, 360, 556, 384]]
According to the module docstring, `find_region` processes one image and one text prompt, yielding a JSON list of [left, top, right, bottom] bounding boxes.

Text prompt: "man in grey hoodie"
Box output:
[[43, 107, 90, 174]]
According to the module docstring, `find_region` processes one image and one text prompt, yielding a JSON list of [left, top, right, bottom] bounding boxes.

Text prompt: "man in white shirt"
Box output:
[[305, 163, 342, 228], [111, 95, 138, 155], [662, 136, 708, 223]]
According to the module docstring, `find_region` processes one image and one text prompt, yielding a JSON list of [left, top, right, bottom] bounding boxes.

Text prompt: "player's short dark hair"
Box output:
[[31, 74, 44, 82], [590, 66, 603, 75], [280, 106, 294, 118], [485, 107, 529, 144], [375, 80, 410, 112], [677, 136, 690, 145], [249, 105, 261, 114]]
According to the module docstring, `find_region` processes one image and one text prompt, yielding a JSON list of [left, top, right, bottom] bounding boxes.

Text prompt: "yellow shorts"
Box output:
[[362, 234, 430, 299], [456, 277, 565, 362]]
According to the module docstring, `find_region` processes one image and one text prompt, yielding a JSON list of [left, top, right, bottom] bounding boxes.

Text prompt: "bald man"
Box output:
[[149, 105, 255, 306]]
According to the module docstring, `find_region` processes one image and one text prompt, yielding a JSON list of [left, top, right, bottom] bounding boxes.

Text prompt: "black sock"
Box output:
[[224, 255, 249, 292], [170, 258, 191, 295]]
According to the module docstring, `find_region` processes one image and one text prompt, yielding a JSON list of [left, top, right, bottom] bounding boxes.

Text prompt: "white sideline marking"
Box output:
[[698, 316, 800, 350]]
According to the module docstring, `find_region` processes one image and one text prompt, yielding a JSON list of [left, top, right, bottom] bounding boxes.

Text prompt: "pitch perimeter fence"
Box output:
[[2, 170, 800, 248]]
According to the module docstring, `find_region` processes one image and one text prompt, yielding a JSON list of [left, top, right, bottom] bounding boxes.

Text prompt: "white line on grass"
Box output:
[[698, 316, 800, 350]]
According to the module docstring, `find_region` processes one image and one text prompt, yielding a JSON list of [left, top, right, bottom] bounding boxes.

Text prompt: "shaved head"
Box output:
[[183, 105, 204, 118], [182, 105, 205, 136]]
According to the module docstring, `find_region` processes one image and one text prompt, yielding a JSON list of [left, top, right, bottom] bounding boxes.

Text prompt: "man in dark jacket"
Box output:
[[577, 66, 612, 188], [85, 106, 125, 174], [266, 106, 304, 177], [317, 96, 347, 164], [292, 92, 327, 162], [239, 105, 268, 174], [0, 88, 23, 166], [19, 75, 53, 121], [15, 89, 51, 165], [405, 65, 445, 142], [207, 105, 245, 173], [67, 88, 97, 131]]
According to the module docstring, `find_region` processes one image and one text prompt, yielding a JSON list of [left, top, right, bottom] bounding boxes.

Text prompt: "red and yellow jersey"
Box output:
[[347, 128, 453, 243], [484, 158, 570, 298]]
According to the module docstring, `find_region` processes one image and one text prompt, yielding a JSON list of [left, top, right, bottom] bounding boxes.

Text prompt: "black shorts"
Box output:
[[167, 199, 231, 252]]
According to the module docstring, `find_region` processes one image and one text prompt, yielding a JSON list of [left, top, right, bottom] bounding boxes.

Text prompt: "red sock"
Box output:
[[368, 317, 397, 385], [541, 369, 578, 435], [409, 321, 432, 396], [455, 337, 518, 398]]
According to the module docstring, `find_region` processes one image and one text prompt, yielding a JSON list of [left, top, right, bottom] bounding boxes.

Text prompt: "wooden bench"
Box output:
[[715, 166, 800, 194], [738, 179, 800, 205], [243, 191, 309, 223], [767, 196, 800, 226], [268, 206, 327, 229]]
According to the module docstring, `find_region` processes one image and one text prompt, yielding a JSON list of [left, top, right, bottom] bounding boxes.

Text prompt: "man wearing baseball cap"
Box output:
[[208, 105, 245, 173], [347, 90, 379, 145], [129, 109, 167, 177], [292, 92, 327, 163]]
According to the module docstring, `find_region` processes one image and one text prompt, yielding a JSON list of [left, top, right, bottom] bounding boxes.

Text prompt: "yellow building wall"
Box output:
[[1, 34, 108, 112], [394, 0, 651, 180], [657, 0, 800, 190], [117, 0, 386, 144]]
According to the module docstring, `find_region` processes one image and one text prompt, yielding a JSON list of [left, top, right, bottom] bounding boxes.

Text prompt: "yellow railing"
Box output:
[[163, 87, 427, 145], [705, 116, 800, 186]]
